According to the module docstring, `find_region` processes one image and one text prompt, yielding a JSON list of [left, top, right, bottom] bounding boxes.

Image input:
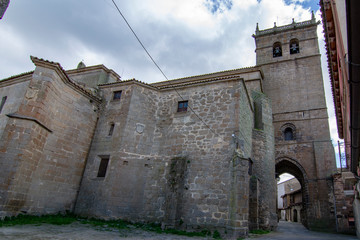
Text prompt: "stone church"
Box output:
[[0, 16, 337, 238]]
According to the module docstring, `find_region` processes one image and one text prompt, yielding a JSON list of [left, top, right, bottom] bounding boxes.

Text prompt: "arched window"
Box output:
[[273, 42, 282, 57], [284, 128, 294, 140], [290, 39, 299, 54], [281, 123, 296, 141]]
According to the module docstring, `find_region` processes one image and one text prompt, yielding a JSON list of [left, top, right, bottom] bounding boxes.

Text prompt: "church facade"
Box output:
[[0, 17, 337, 238]]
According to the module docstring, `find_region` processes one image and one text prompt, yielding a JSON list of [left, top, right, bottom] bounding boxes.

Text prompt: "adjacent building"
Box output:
[[278, 178, 302, 223], [320, 0, 360, 236]]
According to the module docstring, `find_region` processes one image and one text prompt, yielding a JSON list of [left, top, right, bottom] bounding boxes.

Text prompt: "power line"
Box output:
[[110, 0, 253, 153], [111, 0, 168, 81]]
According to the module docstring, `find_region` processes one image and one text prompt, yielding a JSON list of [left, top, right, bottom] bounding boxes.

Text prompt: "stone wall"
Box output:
[[0, 59, 99, 217], [75, 82, 160, 219], [333, 172, 356, 234], [254, 20, 337, 231], [75, 76, 258, 238], [0, 0, 10, 19], [250, 91, 276, 230]]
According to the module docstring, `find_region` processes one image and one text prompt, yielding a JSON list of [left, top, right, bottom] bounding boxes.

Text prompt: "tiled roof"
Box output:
[[98, 65, 260, 91], [154, 74, 245, 90], [319, 0, 343, 138], [0, 71, 34, 82], [151, 66, 260, 89]]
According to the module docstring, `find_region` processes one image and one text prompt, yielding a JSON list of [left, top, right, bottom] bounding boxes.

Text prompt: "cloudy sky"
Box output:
[[0, 0, 343, 166]]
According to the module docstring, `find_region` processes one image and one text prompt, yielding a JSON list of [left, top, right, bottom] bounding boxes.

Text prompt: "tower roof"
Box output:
[[253, 13, 320, 38]]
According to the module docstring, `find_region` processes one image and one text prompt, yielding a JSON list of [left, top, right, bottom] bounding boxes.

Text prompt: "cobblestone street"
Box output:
[[250, 221, 358, 240]]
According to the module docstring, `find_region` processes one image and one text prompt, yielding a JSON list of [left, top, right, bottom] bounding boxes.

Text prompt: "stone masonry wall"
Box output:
[[75, 77, 256, 238], [255, 22, 337, 231], [0, 64, 99, 217], [250, 91, 276, 230], [75, 83, 160, 220]]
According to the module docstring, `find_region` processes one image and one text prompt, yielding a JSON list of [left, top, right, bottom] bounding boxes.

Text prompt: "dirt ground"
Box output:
[[0, 222, 212, 240], [1, 221, 358, 240]]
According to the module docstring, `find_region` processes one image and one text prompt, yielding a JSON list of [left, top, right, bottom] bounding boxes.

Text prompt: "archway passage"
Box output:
[[276, 158, 309, 228], [277, 173, 302, 223]]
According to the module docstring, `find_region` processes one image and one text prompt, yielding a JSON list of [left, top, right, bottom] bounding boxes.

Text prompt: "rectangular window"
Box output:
[[177, 100, 188, 112], [97, 156, 110, 178], [0, 96, 7, 113], [108, 123, 115, 136], [113, 91, 122, 100]]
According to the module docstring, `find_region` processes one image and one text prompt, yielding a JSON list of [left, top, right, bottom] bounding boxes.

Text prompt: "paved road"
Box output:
[[250, 221, 358, 240]]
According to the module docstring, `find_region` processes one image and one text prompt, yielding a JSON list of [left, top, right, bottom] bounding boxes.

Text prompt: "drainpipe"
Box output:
[[338, 141, 342, 173]]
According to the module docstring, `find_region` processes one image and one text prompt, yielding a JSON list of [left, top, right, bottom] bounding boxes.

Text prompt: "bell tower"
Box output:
[[253, 15, 337, 231]]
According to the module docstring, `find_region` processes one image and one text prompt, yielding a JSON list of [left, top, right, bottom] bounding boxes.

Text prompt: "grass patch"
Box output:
[[0, 213, 218, 238], [212, 229, 221, 239], [249, 229, 271, 235], [0, 213, 77, 227]]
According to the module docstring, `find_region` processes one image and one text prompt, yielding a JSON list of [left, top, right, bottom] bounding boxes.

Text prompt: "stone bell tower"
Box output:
[[253, 14, 337, 231]]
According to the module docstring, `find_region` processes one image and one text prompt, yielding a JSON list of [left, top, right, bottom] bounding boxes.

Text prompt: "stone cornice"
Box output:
[[7, 113, 52, 132], [66, 64, 121, 81], [320, 0, 343, 139], [98, 78, 158, 91], [0, 71, 33, 87], [151, 66, 260, 89], [257, 53, 321, 67], [99, 67, 262, 93], [156, 75, 246, 90], [30, 56, 102, 104], [253, 16, 320, 38]]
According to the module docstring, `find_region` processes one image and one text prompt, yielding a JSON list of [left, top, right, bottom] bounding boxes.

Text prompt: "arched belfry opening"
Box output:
[[276, 158, 309, 227]]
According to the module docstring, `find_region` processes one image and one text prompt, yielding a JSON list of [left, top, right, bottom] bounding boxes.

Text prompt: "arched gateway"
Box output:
[[276, 157, 309, 227]]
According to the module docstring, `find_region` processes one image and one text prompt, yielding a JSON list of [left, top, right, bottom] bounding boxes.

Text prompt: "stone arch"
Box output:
[[290, 38, 300, 54], [273, 42, 282, 57], [275, 157, 309, 227]]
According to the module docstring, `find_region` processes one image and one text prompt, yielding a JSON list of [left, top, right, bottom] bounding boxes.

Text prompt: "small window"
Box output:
[[177, 100, 188, 112], [0, 96, 7, 113], [97, 156, 110, 178], [290, 39, 299, 54], [113, 91, 122, 100], [108, 123, 115, 136], [284, 128, 294, 141]]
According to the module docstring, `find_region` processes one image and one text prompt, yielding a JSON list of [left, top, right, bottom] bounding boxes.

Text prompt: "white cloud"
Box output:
[[0, 0, 340, 144]]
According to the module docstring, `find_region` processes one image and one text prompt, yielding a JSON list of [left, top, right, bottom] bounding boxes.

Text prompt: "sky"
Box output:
[[0, 0, 343, 167]]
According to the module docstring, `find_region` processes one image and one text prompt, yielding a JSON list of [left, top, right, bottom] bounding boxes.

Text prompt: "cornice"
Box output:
[[30, 56, 102, 104]]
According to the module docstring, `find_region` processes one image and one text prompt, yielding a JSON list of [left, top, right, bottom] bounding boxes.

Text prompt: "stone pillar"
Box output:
[[227, 153, 250, 238], [249, 176, 259, 230], [250, 91, 277, 230]]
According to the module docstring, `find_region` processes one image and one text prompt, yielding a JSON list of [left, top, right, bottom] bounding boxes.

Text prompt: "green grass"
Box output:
[[249, 229, 271, 234], [0, 213, 217, 238], [0, 213, 77, 227]]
